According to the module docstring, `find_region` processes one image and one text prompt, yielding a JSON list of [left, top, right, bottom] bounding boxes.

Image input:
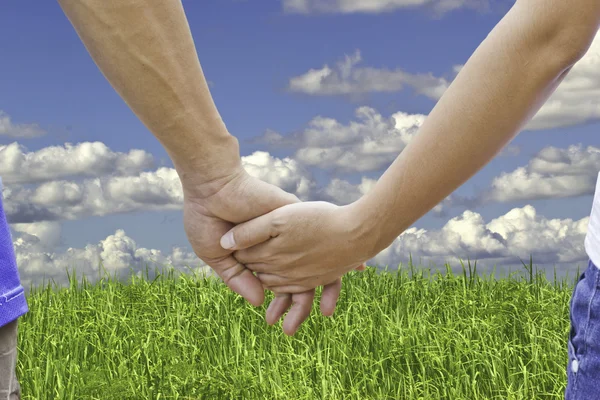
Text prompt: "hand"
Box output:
[[220, 201, 375, 294], [182, 169, 366, 335]]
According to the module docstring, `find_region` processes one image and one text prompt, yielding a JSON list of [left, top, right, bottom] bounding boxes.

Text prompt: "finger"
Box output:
[[220, 210, 276, 251], [265, 293, 292, 325], [212, 255, 265, 307], [265, 284, 310, 294], [282, 291, 315, 336], [256, 272, 309, 293], [255, 272, 288, 287], [320, 278, 342, 317], [242, 176, 301, 213], [355, 263, 366, 271], [245, 262, 272, 274], [232, 240, 273, 266]]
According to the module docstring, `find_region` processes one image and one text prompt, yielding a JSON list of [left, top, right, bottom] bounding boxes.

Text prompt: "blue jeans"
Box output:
[[565, 259, 600, 399]]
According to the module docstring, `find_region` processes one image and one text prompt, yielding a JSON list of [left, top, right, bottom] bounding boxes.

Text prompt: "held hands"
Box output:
[[182, 168, 366, 335], [219, 201, 375, 331]]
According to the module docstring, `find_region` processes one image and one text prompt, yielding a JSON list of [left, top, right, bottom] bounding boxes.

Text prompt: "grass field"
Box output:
[[16, 258, 581, 399]]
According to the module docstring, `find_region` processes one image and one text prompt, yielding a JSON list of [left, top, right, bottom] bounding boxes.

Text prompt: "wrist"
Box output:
[[341, 198, 385, 263], [173, 135, 245, 200], [179, 167, 245, 202], [346, 191, 409, 260]]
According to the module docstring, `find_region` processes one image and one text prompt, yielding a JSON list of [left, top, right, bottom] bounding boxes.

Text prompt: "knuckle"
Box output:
[[265, 253, 280, 266], [220, 262, 246, 286], [233, 229, 250, 247], [251, 262, 269, 272], [286, 269, 301, 281], [232, 249, 246, 263], [270, 210, 289, 234]]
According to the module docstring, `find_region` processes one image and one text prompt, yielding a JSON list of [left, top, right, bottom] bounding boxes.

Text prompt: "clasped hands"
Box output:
[[182, 167, 375, 336]]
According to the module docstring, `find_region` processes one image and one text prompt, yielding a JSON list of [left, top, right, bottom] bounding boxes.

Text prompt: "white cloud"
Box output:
[[0, 111, 45, 138], [0, 142, 155, 185], [288, 50, 450, 99], [255, 107, 426, 173], [241, 151, 317, 200], [11, 227, 214, 294], [370, 205, 589, 276], [482, 145, 600, 203], [11, 221, 63, 250], [12, 205, 588, 293], [317, 175, 455, 218], [2, 151, 318, 223], [282, 0, 489, 15], [319, 176, 379, 204], [288, 29, 600, 130], [3, 168, 183, 223]]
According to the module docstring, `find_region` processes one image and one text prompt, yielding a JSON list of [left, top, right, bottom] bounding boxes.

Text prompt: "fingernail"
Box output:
[[220, 231, 236, 249]]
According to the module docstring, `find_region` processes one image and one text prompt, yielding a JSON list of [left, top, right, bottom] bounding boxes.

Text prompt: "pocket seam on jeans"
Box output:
[[568, 272, 585, 359], [568, 327, 578, 362]]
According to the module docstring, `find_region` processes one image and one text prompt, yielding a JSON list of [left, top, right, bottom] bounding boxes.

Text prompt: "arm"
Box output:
[[56, 0, 240, 197], [217, 0, 599, 297], [57, 0, 355, 330], [353, 0, 600, 258]]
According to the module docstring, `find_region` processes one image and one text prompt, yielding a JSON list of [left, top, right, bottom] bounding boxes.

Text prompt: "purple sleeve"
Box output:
[[0, 178, 28, 328]]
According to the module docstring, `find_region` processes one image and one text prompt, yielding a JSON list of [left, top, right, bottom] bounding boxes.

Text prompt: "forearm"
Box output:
[[353, 1, 598, 257], [57, 0, 241, 186]]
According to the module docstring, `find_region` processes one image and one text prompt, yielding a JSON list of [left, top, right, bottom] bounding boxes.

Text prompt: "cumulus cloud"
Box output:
[[480, 145, 600, 203], [12, 205, 588, 293], [11, 226, 214, 294], [288, 50, 451, 99], [282, 0, 489, 15], [253, 107, 426, 174], [239, 151, 317, 200], [370, 205, 589, 277], [3, 168, 183, 223], [2, 150, 318, 223], [288, 30, 600, 130], [0, 111, 46, 138], [0, 142, 154, 185], [318, 176, 379, 204], [317, 175, 455, 217], [11, 221, 63, 251]]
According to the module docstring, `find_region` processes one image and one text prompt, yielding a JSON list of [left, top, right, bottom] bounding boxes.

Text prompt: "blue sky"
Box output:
[[1, 0, 598, 291]]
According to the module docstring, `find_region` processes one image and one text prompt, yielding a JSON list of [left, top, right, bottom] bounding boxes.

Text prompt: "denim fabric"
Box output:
[[584, 172, 600, 269], [0, 177, 28, 329], [565, 259, 600, 399]]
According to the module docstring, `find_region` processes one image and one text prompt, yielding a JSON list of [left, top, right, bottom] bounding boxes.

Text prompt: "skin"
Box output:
[[56, 0, 365, 336], [223, 0, 600, 332]]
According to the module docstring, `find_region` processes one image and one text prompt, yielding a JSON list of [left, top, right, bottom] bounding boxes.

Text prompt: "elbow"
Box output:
[[543, 2, 600, 67], [550, 28, 597, 67], [512, 0, 599, 68]]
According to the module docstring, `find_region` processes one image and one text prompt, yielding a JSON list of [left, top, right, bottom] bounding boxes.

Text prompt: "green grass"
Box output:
[[16, 258, 581, 399]]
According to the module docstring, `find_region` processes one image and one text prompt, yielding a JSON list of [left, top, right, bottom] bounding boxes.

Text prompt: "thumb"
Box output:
[[220, 211, 275, 251]]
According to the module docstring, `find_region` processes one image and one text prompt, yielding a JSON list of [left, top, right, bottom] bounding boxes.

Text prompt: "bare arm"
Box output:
[[354, 0, 600, 257], [56, 0, 241, 196]]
